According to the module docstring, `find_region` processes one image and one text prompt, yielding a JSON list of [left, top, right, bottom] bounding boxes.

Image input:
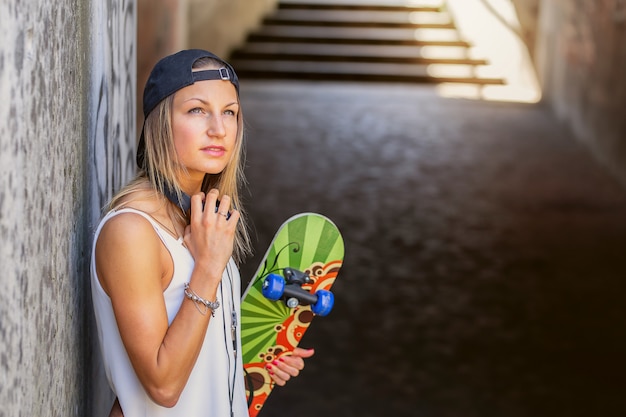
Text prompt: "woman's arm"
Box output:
[[95, 190, 239, 407]]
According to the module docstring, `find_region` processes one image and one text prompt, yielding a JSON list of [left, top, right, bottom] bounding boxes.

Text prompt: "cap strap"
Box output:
[[192, 67, 231, 82]]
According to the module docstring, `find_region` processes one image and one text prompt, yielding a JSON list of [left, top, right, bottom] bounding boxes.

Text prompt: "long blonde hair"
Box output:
[[109, 58, 252, 264]]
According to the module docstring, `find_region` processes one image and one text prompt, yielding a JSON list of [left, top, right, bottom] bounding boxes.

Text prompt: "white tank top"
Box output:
[[90, 208, 249, 417]]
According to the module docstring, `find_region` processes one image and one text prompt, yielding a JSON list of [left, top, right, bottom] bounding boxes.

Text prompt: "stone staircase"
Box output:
[[230, 0, 505, 85]]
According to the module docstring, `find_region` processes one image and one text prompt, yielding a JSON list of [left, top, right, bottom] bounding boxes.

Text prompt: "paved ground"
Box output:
[[238, 81, 626, 417]]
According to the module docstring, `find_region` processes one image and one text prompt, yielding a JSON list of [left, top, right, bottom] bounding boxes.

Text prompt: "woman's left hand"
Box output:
[[266, 347, 315, 386]]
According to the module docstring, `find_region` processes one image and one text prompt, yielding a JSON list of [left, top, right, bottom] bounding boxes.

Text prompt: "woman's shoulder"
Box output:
[[100, 180, 163, 232], [98, 208, 159, 249], [95, 200, 170, 297], [98, 183, 175, 250]]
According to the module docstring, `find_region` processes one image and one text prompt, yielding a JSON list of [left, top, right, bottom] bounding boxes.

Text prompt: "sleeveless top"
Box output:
[[90, 208, 249, 417]]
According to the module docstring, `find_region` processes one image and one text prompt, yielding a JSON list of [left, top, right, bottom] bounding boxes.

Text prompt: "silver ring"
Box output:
[[218, 211, 228, 217]]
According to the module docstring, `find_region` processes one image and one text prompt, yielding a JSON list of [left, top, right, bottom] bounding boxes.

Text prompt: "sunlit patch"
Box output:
[[413, 28, 459, 42], [427, 64, 478, 78], [435, 0, 541, 103], [408, 11, 450, 25], [406, 0, 445, 7], [420, 46, 473, 60]]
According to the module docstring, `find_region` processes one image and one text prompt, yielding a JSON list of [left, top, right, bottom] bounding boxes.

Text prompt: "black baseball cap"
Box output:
[[136, 49, 240, 168]]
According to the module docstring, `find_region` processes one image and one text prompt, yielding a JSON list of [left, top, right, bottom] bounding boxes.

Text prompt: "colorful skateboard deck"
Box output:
[[241, 213, 344, 417]]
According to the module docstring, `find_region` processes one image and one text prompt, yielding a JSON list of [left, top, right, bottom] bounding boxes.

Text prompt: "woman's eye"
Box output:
[[189, 107, 203, 114], [225, 109, 236, 116]]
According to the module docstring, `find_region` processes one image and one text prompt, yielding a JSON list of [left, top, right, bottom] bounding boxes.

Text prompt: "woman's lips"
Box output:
[[202, 146, 226, 156]]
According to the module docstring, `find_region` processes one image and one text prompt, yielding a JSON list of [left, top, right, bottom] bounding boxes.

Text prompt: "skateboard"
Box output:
[[240, 213, 345, 417]]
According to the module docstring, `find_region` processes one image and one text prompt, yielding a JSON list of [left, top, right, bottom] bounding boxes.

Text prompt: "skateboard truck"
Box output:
[[262, 267, 334, 316]]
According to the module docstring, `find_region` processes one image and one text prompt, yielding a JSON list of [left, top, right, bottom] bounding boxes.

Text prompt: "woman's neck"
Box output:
[[177, 175, 205, 197]]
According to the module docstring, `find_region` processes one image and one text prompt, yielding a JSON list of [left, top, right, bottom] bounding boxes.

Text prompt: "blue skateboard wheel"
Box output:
[[311, 289, 334, 316], [262, 274, 285, 300]]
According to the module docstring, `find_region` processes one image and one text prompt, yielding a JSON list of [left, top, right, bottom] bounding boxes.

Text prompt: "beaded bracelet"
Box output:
[[184, 283, 220, 317]]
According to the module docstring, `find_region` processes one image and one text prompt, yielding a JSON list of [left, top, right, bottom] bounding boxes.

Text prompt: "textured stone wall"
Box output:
[[87, 0, 137, 223], [535, 0, 626, 186], [0, 0, 136, 416], [86, 0, 138, 415], [0, 1, 90, 416]]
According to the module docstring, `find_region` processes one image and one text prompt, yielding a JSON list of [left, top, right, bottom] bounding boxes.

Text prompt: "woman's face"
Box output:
[[171, 76, 239, 189]]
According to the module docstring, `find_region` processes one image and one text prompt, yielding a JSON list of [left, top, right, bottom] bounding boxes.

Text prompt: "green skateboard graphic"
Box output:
[[241, 213, 344, 417]]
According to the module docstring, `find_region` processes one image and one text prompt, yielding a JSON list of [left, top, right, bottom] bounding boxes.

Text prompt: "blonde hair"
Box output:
[[109, 58, 252, 264]]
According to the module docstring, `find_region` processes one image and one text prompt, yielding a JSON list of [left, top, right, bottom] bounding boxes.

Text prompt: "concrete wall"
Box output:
[[136, 0, 188, 138], [0, 0, 136, 416], [0, 1, 90, 416], [534, 0, 626, 186], [86, 0, 137, 415], [511, 0, 540, 58], [187, 0, 279, 58]]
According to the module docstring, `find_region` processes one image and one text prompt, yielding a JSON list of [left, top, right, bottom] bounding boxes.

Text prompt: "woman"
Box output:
[[91, 49, 313, 417]]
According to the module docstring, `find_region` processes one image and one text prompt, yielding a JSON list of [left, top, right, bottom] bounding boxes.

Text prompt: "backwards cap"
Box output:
[[136, 49, 240, 168]]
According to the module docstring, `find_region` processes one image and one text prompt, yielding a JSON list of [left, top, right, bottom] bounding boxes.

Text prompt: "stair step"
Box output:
[[279, 0, 443, 12], [249, 26, 470, 47], [266, 9, 454, 28], [232, 42, 487, 66], [233, 59, 505, 85], [232, 0, 503, 86]]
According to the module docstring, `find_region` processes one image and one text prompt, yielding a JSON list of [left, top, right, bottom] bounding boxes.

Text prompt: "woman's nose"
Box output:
[[207, 115, 226, 137]]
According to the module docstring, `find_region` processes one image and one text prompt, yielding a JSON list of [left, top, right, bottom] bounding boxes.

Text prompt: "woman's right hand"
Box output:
[[183, 189, 240, 282]]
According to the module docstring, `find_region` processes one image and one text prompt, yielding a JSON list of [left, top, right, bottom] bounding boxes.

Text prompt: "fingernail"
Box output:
[[272, 360, 279, 366], [266, 364, 272, 370], [268, 370, 274, 376], [278, 358, 285, 362]]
